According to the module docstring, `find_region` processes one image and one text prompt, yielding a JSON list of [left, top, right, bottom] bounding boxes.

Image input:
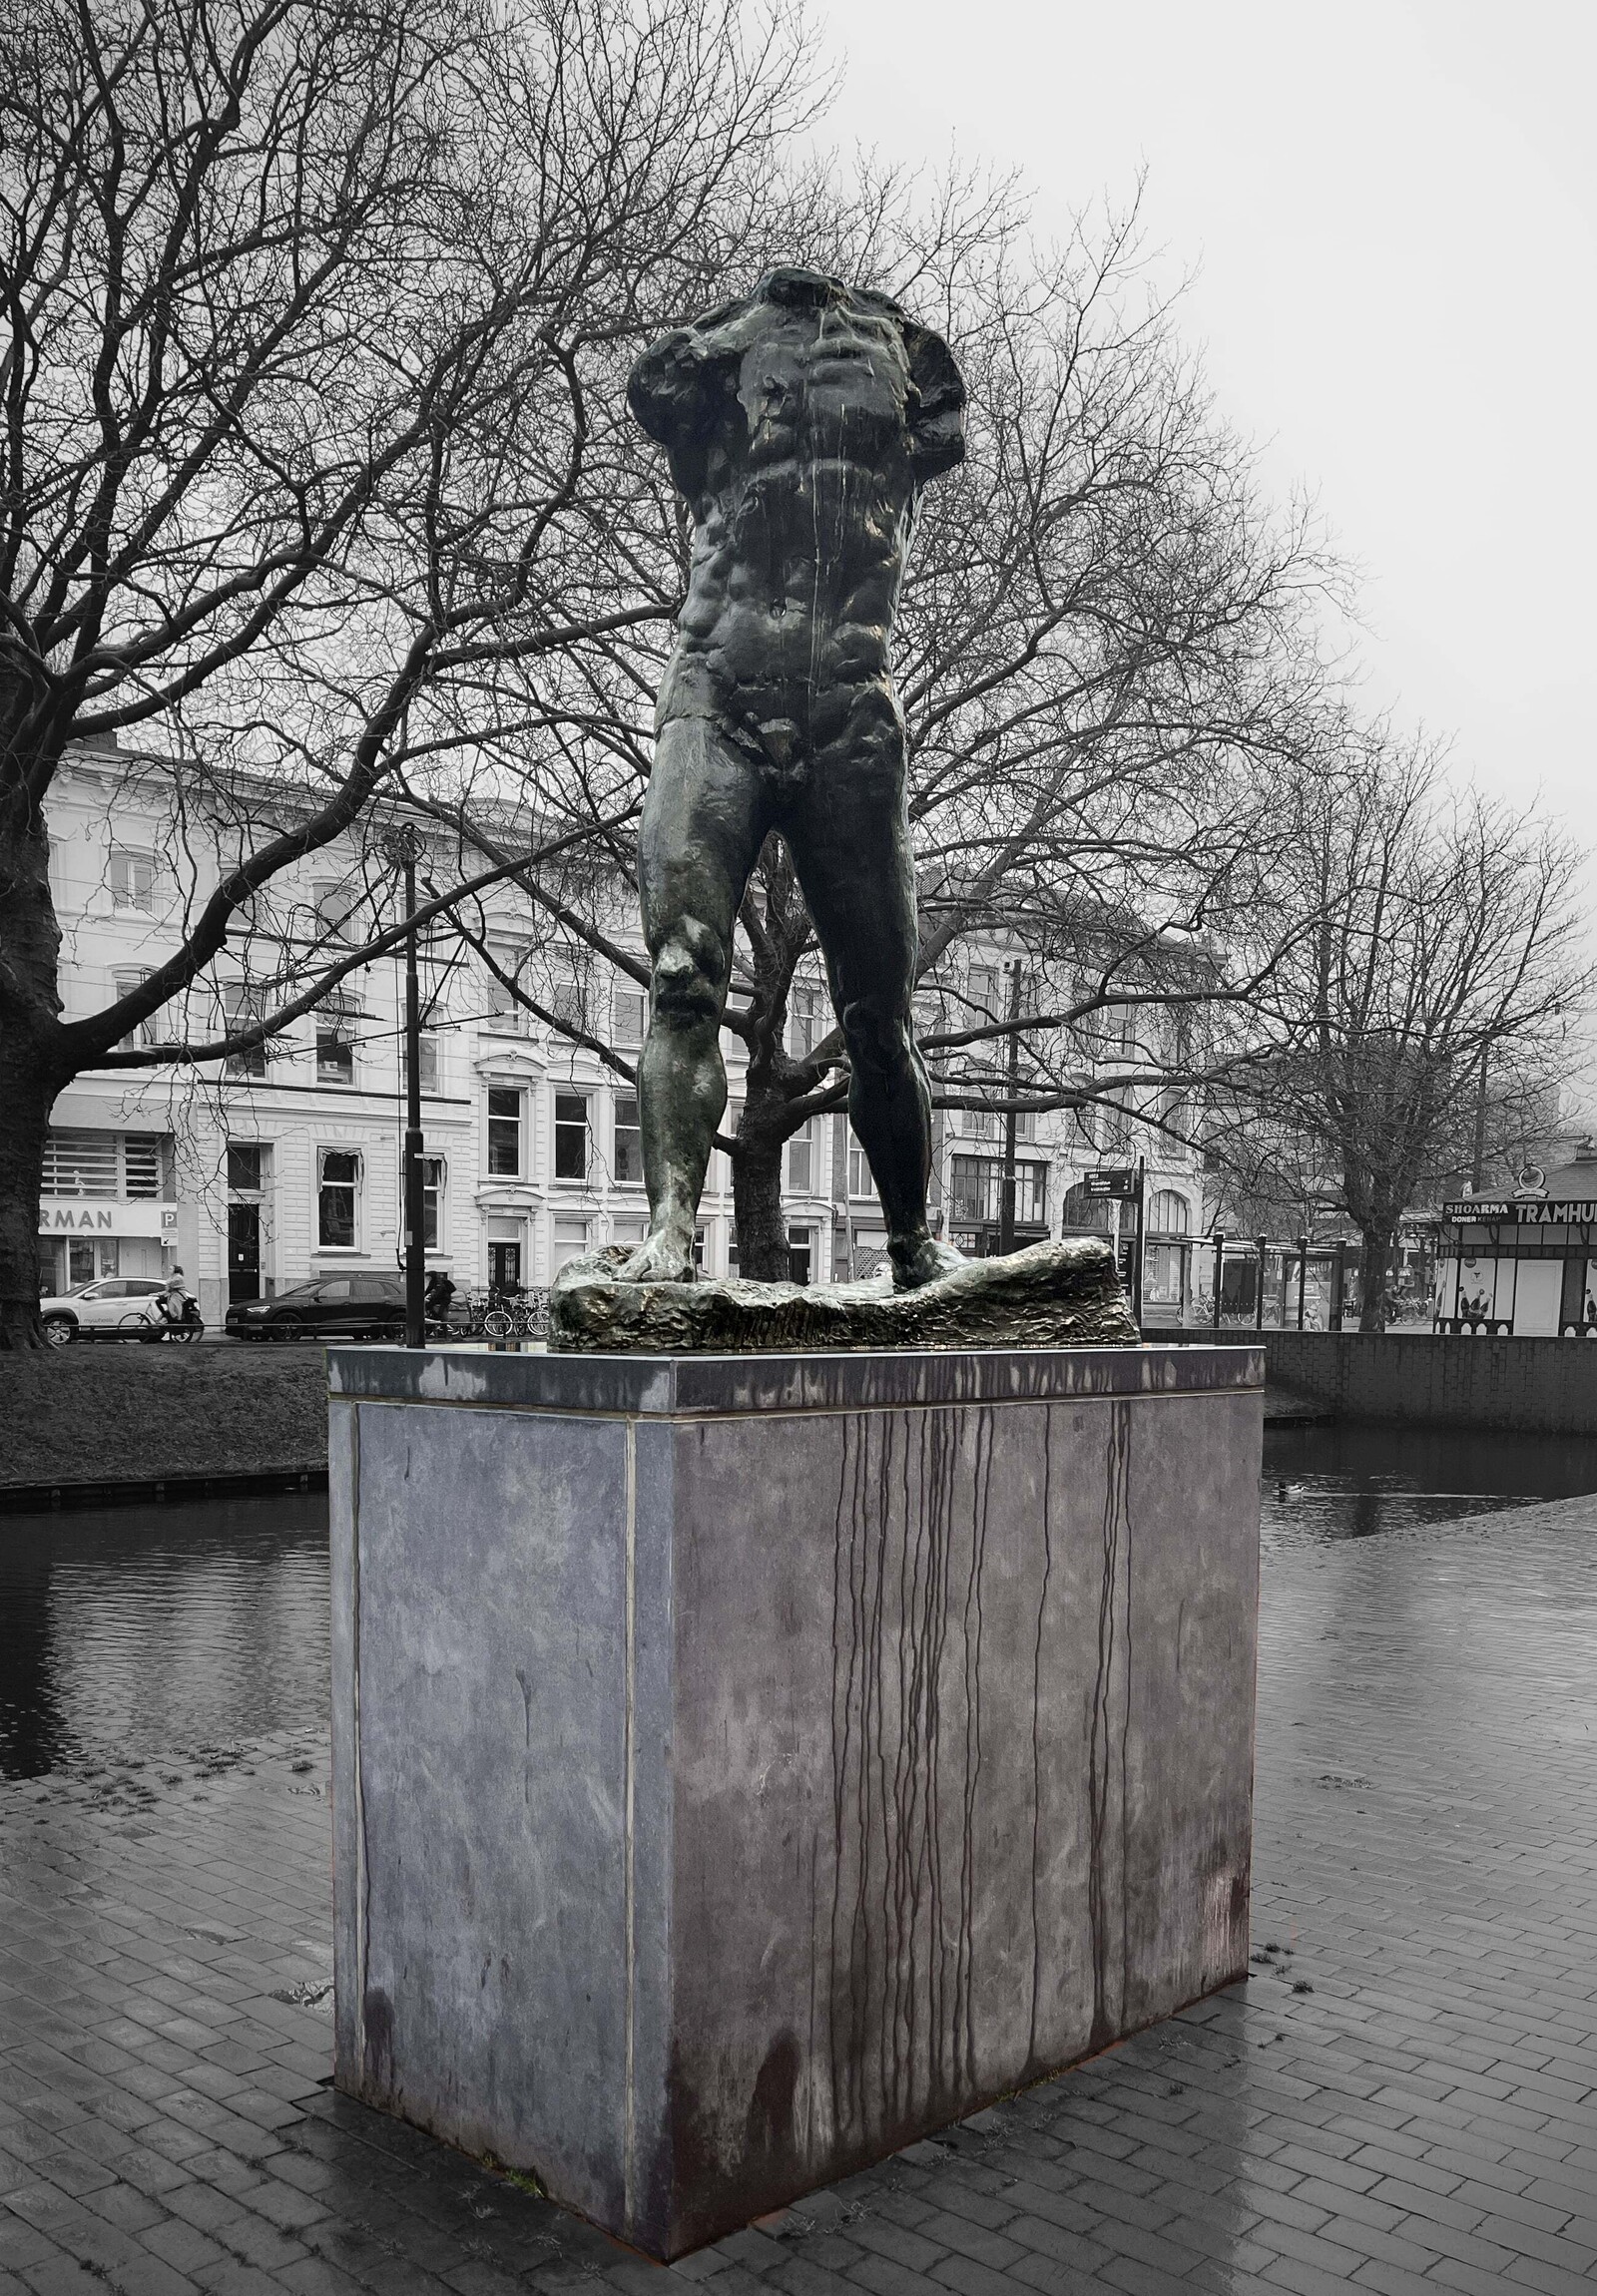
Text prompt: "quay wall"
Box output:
[[0, 1345, 326, 1502], [1160, 1327, 1597, 1434]]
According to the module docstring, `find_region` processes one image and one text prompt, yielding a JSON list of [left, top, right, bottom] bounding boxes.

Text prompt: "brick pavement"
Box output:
[[2, 1493, 1594, 2296]]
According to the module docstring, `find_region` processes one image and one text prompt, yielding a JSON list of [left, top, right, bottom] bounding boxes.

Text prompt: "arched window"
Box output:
[[1148, 1189, 1190, 1235]]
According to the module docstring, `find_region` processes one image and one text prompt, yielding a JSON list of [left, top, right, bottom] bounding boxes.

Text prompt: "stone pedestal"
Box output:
[[328, 1343, 1263, 2259]]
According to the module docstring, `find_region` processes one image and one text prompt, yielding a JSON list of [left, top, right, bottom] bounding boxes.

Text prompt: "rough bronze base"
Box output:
[[547, 1234, 1139, 1354]]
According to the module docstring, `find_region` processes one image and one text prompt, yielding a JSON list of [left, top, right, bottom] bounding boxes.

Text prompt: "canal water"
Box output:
[[3, 1426, 1595, 1783], [1262, 1422, 1597, 1545], [0, 1490, 328, 1783]]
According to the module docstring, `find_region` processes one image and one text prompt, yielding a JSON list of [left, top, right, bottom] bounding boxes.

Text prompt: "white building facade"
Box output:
[[40, 746, 1209, 1324]]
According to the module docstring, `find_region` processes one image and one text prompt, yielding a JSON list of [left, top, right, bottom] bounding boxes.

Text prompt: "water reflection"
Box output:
[[0, 1491, 328, 1781], [1262, 1421, 1597, 1543], [5, 1427, 1595, 1781]]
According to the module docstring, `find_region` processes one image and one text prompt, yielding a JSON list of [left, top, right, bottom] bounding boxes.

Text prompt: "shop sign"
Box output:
[[1443, 1198, 1597, 1224], [38, 1199, 178, 1237]]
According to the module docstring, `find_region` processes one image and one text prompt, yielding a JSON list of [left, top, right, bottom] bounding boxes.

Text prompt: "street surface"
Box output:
[[2, 1493, 1594, 2296]]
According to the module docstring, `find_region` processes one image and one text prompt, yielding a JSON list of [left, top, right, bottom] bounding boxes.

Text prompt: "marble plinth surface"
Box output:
[[548, 1234, 1138, 1353], [327, 1342, 1264, 2258]]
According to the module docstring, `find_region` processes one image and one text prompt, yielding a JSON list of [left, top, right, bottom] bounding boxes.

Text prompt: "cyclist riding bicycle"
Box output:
[[142, 1266, 204, 1340], [423, 1269, 457, 1336]]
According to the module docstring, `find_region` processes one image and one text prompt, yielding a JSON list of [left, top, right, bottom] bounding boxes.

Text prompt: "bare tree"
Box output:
[[0, 0, 812, 1341], [1206, 733, 1591, 1328]]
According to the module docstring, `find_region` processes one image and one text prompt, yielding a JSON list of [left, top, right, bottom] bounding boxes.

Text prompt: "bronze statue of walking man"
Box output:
[[623, 266, 967, 1290]]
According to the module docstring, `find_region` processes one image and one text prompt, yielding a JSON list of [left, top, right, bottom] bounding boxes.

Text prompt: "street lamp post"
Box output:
[[998, 958, 1023, 1255], [395, 825, 426, 1349]]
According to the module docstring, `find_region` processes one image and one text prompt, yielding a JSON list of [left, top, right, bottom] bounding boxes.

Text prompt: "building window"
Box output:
[[224, 984, 267, 1076], [401, 1031, 440, 1094], [552, 1215, 590, 1271], [481, 947, 527, 1034], [1148, 1189, 1190, 1235], [547, 966, 586, 1033], [613, 986, 647, 1048], [227, 1143, 264, 1192], [790, 985, 823, 1056], [693, 1224, 707, 1272], [716, 1099, 743, 1194], [123, 1137, 165, 1198], [420, 1155, 444, 1249], [111, 969, 166, 1052], [788, 1225, 815, 1285], [109, 849, 156, 912], [554, 1092, 589, 1181], [960, 1080, 1033, 1143], [967, 963, 1000, 1017], [316, 1001, 357, 1085], [312, 879, 361, 941], [951, 1155, 1047, 1227], [317, 1149, 360, 1247], [966, 1105, 1035, 1143], [787, 1117, 817, 1192], [847, 1129, 874, 1199], [41, 1131, 169, 1200], [41, 1130, 120, 1196], [614, 1094, 644, 1184], [486, 1088, 522, 1176]]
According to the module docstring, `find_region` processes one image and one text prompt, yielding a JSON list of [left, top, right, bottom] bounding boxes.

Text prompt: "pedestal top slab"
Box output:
[[326, 1339, 1264, 1418]]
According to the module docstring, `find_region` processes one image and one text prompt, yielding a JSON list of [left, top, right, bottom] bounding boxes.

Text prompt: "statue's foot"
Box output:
[[889, 1233, 967, 1292], [618, 1229, 696, 1285]]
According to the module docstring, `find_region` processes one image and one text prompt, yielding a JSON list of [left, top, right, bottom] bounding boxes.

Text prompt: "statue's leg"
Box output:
[[786, 694, 963, 1292], [624, 712, 769, 1284]]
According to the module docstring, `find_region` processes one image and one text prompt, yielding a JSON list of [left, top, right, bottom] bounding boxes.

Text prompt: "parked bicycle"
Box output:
[[461, 1285, 550, 1341]]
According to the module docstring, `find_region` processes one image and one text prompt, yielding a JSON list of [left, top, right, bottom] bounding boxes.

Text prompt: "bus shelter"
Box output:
[[1183, 1235, 1363, 1332]]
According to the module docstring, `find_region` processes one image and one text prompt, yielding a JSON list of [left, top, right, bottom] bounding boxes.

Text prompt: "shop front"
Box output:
[[38, 1198, 181, 1294], [1437, 1196, 1597, 1337]]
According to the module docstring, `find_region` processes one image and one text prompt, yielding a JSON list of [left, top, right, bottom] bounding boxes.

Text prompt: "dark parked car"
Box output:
[[225, 1272, 405, 1341]]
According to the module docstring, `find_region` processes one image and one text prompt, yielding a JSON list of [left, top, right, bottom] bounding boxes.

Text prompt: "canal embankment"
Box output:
[[1160, 1326, 1597, 1433], [9, 1329, 1594, 1509], [0, 1344, 328, 1509]]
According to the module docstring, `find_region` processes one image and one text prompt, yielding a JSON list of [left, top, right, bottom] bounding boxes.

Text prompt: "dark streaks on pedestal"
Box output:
[[1086, 1398, 1132, 2053]]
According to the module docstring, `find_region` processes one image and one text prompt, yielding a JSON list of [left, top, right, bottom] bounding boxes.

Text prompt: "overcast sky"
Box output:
[[813, 0, 1597, 848]]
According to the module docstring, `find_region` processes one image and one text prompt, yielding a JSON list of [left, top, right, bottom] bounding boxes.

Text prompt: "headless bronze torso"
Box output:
[[625, 268, 966, 1288]]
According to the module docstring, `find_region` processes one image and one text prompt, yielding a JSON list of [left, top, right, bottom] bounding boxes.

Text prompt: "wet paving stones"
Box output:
[[2, 1493, 1595, 2295]]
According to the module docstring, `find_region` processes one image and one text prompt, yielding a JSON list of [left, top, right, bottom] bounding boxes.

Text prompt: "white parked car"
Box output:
[[38, 1276, 174, 1345]]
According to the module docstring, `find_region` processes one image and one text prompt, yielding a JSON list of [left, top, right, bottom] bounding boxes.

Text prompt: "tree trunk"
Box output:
[[731, 1119, 791, 1282], [0, 792, 67, 1347], [1355, 1223, 1394, 1334], [0, 1052, 56, 1347], [730, 1066, 802, 1282]]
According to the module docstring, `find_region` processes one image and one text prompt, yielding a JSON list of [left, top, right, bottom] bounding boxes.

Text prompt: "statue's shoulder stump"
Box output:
[[547, 1234, 1139, 1354]]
